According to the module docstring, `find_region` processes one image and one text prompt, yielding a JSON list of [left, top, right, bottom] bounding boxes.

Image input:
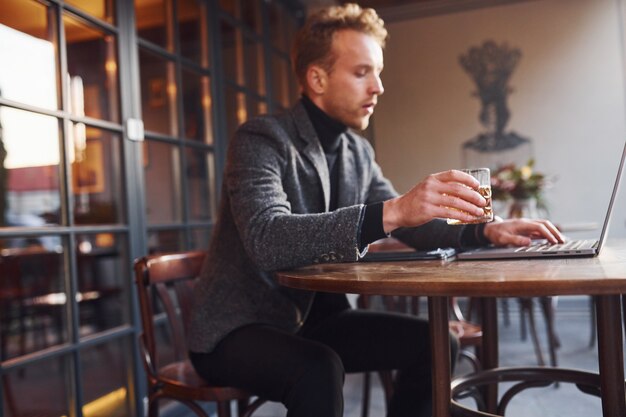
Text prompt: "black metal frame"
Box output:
[[0, 1, 303, 416]]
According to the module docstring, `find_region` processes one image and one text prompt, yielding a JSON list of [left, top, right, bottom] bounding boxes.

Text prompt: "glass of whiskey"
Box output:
[[446, 168, 493, 225]]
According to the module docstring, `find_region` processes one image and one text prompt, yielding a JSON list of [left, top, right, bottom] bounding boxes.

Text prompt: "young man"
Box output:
[[188, 4, 563, 417]]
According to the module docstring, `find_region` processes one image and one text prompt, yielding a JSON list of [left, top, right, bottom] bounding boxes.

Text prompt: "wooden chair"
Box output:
[[494, 297, 560, 366], [517, 296, 560, 367], [0, 247, 65, 361], [357, 295, 483, 417], [449, 297, 483, 371], [134, 251, 265, 417]]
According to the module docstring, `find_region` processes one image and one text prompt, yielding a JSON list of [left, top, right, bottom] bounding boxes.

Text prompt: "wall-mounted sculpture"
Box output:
[[459, 40, 532, 169]]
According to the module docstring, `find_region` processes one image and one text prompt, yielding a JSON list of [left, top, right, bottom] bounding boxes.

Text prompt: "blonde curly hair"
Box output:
[[291, 3, 388, 88]]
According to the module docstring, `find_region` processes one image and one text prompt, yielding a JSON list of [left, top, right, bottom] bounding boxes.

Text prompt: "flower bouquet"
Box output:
[[490, 159, 553, 217]]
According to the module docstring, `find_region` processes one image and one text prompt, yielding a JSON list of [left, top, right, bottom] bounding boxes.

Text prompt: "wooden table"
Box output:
[[276, 241, 626, 417]]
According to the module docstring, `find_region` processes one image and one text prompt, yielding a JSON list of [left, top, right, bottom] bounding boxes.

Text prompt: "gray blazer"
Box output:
[[188, 101, 468, 353]]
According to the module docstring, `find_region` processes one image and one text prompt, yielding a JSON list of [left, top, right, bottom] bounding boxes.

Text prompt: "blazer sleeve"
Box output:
[[225, 118, 365, 271]]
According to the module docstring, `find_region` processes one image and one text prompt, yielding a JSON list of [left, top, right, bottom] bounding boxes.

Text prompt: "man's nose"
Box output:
[[371, 75, 384, 95]]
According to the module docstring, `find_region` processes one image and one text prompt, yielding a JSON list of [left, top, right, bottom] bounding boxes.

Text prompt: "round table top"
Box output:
[[276, 241, 626, 297]]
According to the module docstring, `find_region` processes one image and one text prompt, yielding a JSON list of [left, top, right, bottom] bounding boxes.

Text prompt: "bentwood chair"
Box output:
[[0, 247, 64, 361], [134, 251, 265, 417], [490, 296, 560, 366], [357, 294, 483, 417]]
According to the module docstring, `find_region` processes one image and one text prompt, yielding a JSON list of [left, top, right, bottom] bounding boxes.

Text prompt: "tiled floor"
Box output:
[[250, 296, 610, 417]]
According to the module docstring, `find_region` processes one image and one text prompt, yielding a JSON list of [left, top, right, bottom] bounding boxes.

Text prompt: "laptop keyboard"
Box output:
[[515, 240, 595, 253]]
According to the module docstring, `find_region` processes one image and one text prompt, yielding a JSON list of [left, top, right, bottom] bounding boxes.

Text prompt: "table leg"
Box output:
[[429, 296, 451, 417], [480, 297, 499, 413], [595, 295, 626, 416]]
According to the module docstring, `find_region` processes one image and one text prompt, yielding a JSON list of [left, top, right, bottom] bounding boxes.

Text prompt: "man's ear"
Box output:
[[306, 65, 327, 95]]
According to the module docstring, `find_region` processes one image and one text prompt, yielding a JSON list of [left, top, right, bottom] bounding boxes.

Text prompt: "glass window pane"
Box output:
[[76, 233, 129, 336], [148, 230, 185, 253], [178, 0, 209, 66], [0, 0, 59, 110], [224, 86, 247, 140], [0, 240, 68, 361], [268, 1, 287, 52], [144, 140, 182, 224], [80, 337, 135, 417], [242, 0, 262, 35], [182, 69, 213, 143], [135, 0, 168, 49], [289, 66, 300, 105], [221, 19, 243, 84], [1, 107, 62, 227], [248, 96, 268, 119], [64, 13, 120, 123], [70, 125, 125, 225], [139, 48, 179, 136], [219, 0, 238, 17], [244, 35, 265, 96], [65, 0, 116, 24], [286, 10, 300, 44], [2, 356, 72, 416], [271, 53, 291, 108], [186, 148, 213, 222]]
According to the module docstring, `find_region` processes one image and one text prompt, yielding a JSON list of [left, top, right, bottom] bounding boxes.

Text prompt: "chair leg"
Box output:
[[465, 297, 480, 323], [501, 298, 510, 327], [518, 298, 530, 341], [361, 372, 371, 417], [409, 296, 419, 314], [240, 397, 267, 417], [362, 369, 394, 416], [622, 294, 626, 344], [237, 399, 249, 417], [3, 375, 19, 417], [539, 296, 559, 368], [378, 370, 394, 408], [459, 348, 481, 372], [590, 296, 597, 348], [182, 400, 212, 417], [525, 300, 545, 366], [217, 401, 232, 417], [148, 397, 159, 417]]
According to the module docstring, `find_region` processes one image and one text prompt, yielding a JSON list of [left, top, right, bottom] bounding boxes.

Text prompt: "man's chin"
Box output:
[[348, 117, 371, 131]]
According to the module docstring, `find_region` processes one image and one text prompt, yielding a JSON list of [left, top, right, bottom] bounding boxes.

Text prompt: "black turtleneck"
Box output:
[[301, 95, 387, 249], [301, 94, 345, 154]]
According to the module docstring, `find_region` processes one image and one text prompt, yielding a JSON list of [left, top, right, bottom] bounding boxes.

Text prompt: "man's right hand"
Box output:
[[382, 170, 487, 234]]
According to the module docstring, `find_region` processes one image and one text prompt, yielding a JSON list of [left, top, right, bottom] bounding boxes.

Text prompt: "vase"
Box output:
[[508, 197, 539, 219]]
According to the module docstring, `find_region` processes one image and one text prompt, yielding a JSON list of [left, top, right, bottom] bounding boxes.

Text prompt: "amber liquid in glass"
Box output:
[[446, 185, 493, 225]]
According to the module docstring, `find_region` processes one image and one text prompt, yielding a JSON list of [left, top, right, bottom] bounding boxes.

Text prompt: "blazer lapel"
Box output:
[[291, 103, 331, 211], [337, 132, 359, 208]]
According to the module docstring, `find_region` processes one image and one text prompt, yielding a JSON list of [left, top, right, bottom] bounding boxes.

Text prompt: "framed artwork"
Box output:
[[73, 139, 105, 194]]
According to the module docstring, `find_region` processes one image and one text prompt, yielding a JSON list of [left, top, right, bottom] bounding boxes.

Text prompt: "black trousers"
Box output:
[[190, 300, 458, 417]]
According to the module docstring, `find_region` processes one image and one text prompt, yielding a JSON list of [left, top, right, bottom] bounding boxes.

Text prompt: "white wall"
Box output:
[[373, 0, 626, 238]]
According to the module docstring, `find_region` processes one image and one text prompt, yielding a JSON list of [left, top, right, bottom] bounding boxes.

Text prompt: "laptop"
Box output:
[[457, 139, 626, 260]]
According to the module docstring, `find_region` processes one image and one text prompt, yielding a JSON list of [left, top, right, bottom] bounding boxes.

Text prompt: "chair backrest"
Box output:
[[134, 251, 206, 370], [1, 247, 64, 297]]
